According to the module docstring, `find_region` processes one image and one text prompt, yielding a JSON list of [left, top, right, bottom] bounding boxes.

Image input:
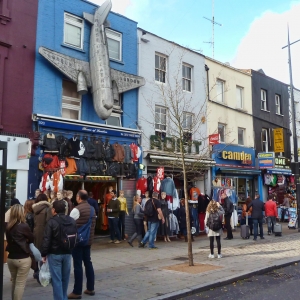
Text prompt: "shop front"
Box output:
[[30, 114, 142, 235], [212, 144, 263, 205]]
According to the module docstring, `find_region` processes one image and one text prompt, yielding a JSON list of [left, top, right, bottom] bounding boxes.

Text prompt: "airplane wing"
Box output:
[[110, 69, 145, 93], [38, 47, 92, 87]]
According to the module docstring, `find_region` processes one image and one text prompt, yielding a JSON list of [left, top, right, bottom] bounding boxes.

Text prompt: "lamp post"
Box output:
[[282, 25, 300, 231]]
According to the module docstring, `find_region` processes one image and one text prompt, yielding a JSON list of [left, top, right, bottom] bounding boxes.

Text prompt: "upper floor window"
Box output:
[[155, 105, 167, 136], [261, 128, 268, 152], [275, 94, 281, 115], [238, 127, 245, 145], [62, 80, 81, 120], [182, 112, 193, 131], [64, 13, 84, 49], [216, 79, 224, 102], [106, 113, 122, 127], [182, 64, 192, 92], [218, 123, 226, 142], [236, 86, 243, 109], [261, 89, 267, 111], [155, 54, 167, 83], [106, 29, 122, 61]]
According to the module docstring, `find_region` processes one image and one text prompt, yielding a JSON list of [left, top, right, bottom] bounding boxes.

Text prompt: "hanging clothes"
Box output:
[[147, 175, 153, 196], [43, 133, 59, 153], [92, 137, 105, 160], [130, 143, 139, 162], [136, 177, 147, 195], [161, 177, 176, 197], [189, 186, 201, 201], [68, 137, 81, 159], [123, 144, 133, 163], [169, 213, 179, 234], [65, 157, 77, 175], [49, 171, 63, 192], [39, 172, 51, 192], [112, 143, 125, 162], [153, 176, 161, 193]]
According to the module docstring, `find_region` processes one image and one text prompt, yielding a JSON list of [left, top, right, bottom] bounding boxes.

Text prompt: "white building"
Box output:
[[137, 28, 214, 195]]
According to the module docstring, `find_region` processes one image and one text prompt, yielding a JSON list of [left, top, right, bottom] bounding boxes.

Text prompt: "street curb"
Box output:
[[148, 258, 300, 300]]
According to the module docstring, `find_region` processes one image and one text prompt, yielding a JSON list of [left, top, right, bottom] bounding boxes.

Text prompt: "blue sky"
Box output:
[[92, 0, 300, 88]]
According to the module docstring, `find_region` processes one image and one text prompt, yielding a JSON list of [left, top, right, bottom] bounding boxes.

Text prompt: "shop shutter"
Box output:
[[122, 179, 136, 237]]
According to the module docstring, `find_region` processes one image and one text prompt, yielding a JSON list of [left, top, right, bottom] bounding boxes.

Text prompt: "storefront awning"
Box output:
[[266, 169, 292, 175], [149, 155, 216, 166], [216, 168, 262, 175]]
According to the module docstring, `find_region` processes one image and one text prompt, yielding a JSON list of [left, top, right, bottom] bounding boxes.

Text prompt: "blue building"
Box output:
[[30, 0, 143, 234]]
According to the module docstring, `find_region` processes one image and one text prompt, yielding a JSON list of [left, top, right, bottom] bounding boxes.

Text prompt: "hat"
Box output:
[[11, 198, 21, 206]]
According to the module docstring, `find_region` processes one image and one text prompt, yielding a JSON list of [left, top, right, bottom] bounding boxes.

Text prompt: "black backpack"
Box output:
[[144, 199, 155, 217], [207, 211, 222, 231], [54, 216, 78, 251]]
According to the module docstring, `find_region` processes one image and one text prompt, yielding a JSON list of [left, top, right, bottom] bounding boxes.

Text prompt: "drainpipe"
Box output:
[[205, 64, 210, 101]]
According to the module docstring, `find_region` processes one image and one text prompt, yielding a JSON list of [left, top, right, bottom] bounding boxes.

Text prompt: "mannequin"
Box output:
[[118, 190, 128, 240], [160, 192, 171, 242], [212, 177, 222, 187], [141, 191, 150, 233], [105, 186, 113, 205], [102, 186, 113, 230]]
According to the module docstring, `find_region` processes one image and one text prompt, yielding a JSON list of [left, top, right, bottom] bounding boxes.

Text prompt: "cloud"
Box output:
[[232, 3, 300, 88], [89, 0, 132, 14]]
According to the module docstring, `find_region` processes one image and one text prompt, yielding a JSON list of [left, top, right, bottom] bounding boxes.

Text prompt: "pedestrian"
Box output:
[[118, 190, 128, 240], [6, 204, 34, 300], [241, 197, 253, 235], [41, 200, 77, 300], [139, 191, 165, 250], [221, 192, 233, 240], [64, 191, 73, 215], [247, 193, 265, 241], [24, 199, 35, 233], [265, 194, 278, 235], [128, 194, 144, 247], [68, 190, 96, 299], [205, 200, 224, 258], [106, 190, 122, 244], [50, 191, 57, 203], [87, 192, 99, 217], [178, 198, 194, 242]]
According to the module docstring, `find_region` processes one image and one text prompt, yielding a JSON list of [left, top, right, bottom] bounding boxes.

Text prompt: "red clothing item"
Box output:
[[190, 187, 201, 201], [153, 176, 161, 193], [136, 177, 147, 194], [265, 200, 278, 217], [130, 143, 138, 162]]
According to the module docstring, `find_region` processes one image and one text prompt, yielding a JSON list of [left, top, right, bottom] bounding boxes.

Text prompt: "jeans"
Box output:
[[108, 217, 121, 241], [72, 245, 95, 295], [48, 254, 71, 300], [129, 218, 143, 243], [7, 256, 31, 300], [191, 206, 199, 234], [118, 211, 126, 240], [225, 214, 233, 239], [267, 216, 276, 233], [141, 221, 159, 248], [253, 218, 263, 239]]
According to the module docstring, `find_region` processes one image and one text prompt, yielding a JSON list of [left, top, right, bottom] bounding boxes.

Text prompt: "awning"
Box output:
[[216, 168, 262, 175], [149, 155, 216, 166], [266, 169, 292, 175]]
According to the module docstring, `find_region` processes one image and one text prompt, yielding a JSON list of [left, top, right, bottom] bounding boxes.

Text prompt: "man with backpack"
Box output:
[[41, 200, 77, 300], [221, 192, 234, 240], [139, 192, 165, 250], [68, 190, 96, 299]]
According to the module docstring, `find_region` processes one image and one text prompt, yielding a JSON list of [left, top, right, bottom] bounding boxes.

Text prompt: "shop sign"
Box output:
[[17, 141, 31, 160], [257, 152, 275, 169], [208, 134, 219, 145], [274, 156, 290, 169], [273, 128, 284, 153], [157, 167, 164, 180]]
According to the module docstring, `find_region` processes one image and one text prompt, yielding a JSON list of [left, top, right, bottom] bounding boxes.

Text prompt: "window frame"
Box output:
[[155, 53, 167, 83], [238, 127, 245, 145], [62, 80, 82, 120], [218, 123, 226, 143], [236, 86, 244, 109], [155, 105, 167, 134], [182, 64, 192, 92], [275, 94, 281, 115], [182, 112, 193, 131], [63, 12, 84, 50], [105, 112, 122, 127], [261, 89, 267, 111], [105, 28, 122, 61], [261, 128, 268, 152], [216, 79, 225, 103]]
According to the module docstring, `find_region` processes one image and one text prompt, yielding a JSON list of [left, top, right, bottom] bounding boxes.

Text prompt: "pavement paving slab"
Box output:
[[2, 224, 300, 300]]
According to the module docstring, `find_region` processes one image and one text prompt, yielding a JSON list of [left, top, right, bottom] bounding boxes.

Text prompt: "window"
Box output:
[[261, 128, 268, 152], [106, 29, 122, 61], [218, 123, 226, 142], [238, 127, 245, 145], [275, 94, 281, 115], [106, 113, 121, 127], [62, 80, 81, 120], [216, 79, 224, 102], [182, 112, 193, 130], [64, 13, 84, 49], [261, 89, 267, 110], [155, 54, 167, 83], [182, 64, 192, 92], [236, 86, 243, 109], [155, 105, 167, 136]]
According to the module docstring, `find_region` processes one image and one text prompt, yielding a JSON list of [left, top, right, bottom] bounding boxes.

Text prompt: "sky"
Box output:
[[91, 0, 300, 88]]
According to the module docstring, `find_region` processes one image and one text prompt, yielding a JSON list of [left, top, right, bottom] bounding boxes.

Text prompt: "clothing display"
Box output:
[[42, 133, 59, 153], [189, 186, 201, 201], [169, 213, 179, 234], [136, 177, 147, 195], [157, 199, 170, 236], [212, 187, 237, 204], [161, 177, 176, 197], [153, 176, 161, 193], [129, 143, 139, 162]]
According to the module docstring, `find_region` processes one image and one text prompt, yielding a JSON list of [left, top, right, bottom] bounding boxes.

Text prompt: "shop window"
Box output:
[[261, 89, 267, 111], [106, 29, 122, 61], [64, 13, 84, 49], [5, 170, 17, 212], [106, 113, 121, 127], [155, 53, 167, 83], [275, 94, 281, 115], [155, 105, 167, 137], [238, 127, 244, 145], [218, 123, 226, 143], [236, 86, 243, 109], [216, 79, 224, 102], [182, 64, 192, 92], [62, 80, 81, 120], [261, 128, 268, 152]]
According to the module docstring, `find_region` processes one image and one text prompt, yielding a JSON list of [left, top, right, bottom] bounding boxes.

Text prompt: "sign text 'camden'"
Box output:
[[222, 151, 252, 161]]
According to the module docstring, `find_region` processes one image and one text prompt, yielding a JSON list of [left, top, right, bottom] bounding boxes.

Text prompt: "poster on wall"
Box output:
[[274, 128, 284, 153]]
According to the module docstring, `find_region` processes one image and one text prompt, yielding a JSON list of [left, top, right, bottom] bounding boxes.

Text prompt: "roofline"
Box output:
[[246, 69, 290, 86], [138, 27, 205, 58]]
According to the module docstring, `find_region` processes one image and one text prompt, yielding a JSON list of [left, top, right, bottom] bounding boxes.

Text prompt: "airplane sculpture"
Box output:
[[39, 0, 145, 120]]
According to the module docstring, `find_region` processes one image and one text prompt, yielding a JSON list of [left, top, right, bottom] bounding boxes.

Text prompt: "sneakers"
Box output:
[[149, 247, 158, 250], [108, 240, 114, 243], [217, 254, 222, 259], [138, 242, 145, 248], [208, 254, 215, 258], [84, 289, 95, 296], [114, 240, 121, 244]]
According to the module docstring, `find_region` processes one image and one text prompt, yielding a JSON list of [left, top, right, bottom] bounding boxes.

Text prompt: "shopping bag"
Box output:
[[39, 260, 51, 287]]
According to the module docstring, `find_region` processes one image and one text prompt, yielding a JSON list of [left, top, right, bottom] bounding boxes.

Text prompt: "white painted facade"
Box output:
[[137, 28, 211, 193]]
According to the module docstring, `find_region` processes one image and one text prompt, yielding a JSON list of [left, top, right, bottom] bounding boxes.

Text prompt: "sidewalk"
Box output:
[[3, 224, 300, 300]]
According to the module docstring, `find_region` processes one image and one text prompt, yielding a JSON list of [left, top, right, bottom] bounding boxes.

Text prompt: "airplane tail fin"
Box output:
[[96, 0, 112, 25]]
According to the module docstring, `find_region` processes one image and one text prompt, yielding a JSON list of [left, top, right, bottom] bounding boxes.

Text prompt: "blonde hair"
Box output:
[[132, 194, 141, 213], [7, 204, 26, 231], [206, 200, 219, 214]]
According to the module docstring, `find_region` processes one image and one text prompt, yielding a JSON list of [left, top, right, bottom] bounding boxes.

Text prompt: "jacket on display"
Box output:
[[104, 139, 115, 162], [92, 138, 105, 160], [39, 172, 51, 192], [153, 176, 161, 193], [56, 135, 70, 158], [42, 154, 60, 170], [49, 171, 63, 192], [81, 137, 96, 159], [198, 194, 210, 214], [88, 159, 105, 175], [123, 144, 132, 163], [76, 158, 89, 176], [147, 176, 154, 193], [68, 137, 81, 159], [107, 162, 120, 176], [130, 143, 139, 162], [65, 157, 77, 175], [161, 177, 176, 197], [136, 177, 147, 194], [112, 143, 125, 162], [43, 133, 59, 153]]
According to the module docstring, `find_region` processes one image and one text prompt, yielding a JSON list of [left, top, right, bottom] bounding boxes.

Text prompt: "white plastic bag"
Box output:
[[39, 260, 51, 287]]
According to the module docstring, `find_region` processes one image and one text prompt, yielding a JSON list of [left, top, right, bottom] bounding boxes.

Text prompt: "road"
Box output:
[[180, 262, 300, 300]]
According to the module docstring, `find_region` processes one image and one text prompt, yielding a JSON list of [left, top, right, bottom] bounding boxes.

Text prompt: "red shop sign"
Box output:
[[157, 167, 164, 180], [209, 134, 220, 145]]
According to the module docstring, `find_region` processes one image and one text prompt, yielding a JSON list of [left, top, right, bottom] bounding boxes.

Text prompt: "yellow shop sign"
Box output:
[[222, 151, 252, 161]]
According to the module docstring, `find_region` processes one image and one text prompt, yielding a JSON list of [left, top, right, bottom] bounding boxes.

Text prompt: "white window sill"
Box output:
[[235, 107, 248, 113], [61, 43, 85, 53], [261, 109, 270, 113], [183, 89, 192, 93], [276, 113, 284, 117]]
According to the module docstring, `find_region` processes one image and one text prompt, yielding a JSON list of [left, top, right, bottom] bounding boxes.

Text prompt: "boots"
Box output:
[[191, 235, 195, 242]]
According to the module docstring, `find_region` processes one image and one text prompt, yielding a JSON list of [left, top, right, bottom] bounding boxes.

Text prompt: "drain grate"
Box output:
[[173, 256, 188, 261]]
